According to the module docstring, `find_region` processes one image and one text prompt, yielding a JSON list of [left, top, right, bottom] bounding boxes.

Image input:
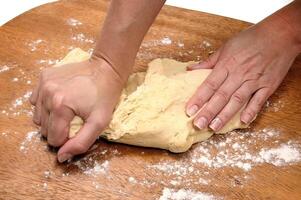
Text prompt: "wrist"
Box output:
[[89, 54, 127, 87], [256, 13, 301, 56]]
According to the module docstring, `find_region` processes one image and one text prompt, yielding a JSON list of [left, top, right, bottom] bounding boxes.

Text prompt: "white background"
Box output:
[[0, 0, 293, 26]]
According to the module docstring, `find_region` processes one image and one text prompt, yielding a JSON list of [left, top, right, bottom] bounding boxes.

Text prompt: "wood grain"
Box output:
[[0, 0, 300, 199]]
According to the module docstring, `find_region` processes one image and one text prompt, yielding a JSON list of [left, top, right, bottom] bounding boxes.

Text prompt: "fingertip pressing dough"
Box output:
[[56, 48, 248, 153]]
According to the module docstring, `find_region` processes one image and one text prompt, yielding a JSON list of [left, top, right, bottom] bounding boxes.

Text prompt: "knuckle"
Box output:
[[232, 92, 245, 104], [51, 92, 65, 111], [218, 112, 229, 123], [73, 142, 89, 154], [202, 108, 215, 120], [43, 80, 56, 93], [195, 93, 205, 105], [214, 90, 229, 102], [204, 79, 219, 92], [245, 108, 256, 118]]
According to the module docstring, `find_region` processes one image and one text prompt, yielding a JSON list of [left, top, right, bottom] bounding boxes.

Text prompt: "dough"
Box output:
[[55, 48, 248, 153]]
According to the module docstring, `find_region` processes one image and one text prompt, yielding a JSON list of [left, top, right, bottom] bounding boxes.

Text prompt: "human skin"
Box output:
[[186, 0, 301, 131], [30, 0, 166, 162], [30, 0, 301, 162]]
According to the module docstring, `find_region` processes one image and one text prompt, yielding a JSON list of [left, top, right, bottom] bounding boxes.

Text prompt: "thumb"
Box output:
[[187, 48, 221, 71], [57, 117, 104, 163]]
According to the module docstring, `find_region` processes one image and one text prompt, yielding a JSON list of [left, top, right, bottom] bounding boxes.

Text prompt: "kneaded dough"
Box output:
[[55, 48, 248, 153]]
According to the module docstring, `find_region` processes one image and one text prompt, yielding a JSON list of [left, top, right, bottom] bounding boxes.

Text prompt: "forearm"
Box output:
[[93, 0, 165, 82], [257, 0, 301, 54]]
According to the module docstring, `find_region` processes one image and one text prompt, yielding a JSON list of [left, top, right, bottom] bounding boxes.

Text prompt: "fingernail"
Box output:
[[241, 114, 252, 124], [187, 105, 199, 116], [194, 117, 207, 129], [58, 153, 72, 163], [209, 118, 222, 131]]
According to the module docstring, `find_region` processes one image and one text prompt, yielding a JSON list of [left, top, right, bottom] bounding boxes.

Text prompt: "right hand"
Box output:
[[30, 56, 124, 162]]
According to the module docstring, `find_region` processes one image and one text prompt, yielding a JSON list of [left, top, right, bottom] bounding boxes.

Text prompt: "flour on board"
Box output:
[[0, 65, 9, 73], [159, 188, 218, 200], [27, 39, 43, 52], [66, 18, 82, 26]]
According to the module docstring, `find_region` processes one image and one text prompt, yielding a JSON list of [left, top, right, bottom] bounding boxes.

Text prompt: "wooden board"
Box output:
[[0, 0, 301, 199]]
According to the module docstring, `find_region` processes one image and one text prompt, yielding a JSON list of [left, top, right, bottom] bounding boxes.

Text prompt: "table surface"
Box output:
[[0, 0, 301, 199], [0, 0, 293, 26]]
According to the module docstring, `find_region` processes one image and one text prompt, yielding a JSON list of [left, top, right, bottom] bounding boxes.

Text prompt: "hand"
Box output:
[[186, 22, 300, 131], [30, 56, 124, 162]]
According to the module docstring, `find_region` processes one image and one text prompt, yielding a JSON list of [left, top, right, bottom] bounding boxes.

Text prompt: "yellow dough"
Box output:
[[56, 48, 248, 153]]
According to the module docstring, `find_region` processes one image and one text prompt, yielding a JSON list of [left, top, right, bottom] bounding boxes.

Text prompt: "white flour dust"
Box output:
[[147, 128, 301, 192], [159, 188, 218, 200], [27, 39, 44, 52], [259, 143, 301, 166], [71, 33, 94, 43], [265, 100, 285, 112], [66, 18, 82, 26], [37, 59, 60, 66], [0, 65, 10, 73], [161, 37, 172, 45], [74, 160, 109, 177], [19, 131, 40, 153]]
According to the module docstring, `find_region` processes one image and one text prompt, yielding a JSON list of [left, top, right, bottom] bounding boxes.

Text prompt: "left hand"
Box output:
[[186, 22, 300, 131]]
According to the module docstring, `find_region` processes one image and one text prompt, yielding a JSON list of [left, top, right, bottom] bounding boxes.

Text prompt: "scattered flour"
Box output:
[[159, 188, 217, 200], [128, 176, 137, 184], [28, 39, 43, 51], [177, 42, 184, 48], [259, 143, 301, 166], [66, 18, 82, 26], [12, 91, 32, 108], [19, 131, 40, 152], [37, 59, 60, 66], [149, 128, 301, 190], [161, 37, 172, 45], [74, 160, 109, 177], [265, 100, 285, 112], [71, 33, 94, 43], [43, 182, 48, 190], [202, 40, 211, 48], [0, 65, 9, 73]]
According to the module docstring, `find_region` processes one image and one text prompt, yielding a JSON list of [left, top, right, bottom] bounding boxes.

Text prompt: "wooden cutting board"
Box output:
[[0, 0, 301, 199]]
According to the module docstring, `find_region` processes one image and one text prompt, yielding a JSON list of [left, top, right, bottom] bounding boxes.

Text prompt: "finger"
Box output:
[[47, 94, 75, 147], [186, 66, 228, 117], [33, 91, 43, 125], [40, 101, 49, 137], [30, 74, 43, 105], [192, 75, 242, 129], [209, 81, 258, 131], [187, 48, 221, 71], [241, 88, 271, 124], [57, 115, 104, 163]]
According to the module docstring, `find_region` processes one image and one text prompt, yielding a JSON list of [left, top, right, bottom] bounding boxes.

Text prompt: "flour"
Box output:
[[141, 37, 173, 48], [159, 188, 218, 200], [149, 128, 301, 191], [71, 33, 94, 43], [13, 91, 32, 107], [74, 160, 109, 177], [37, 59, 60, 66], [202, 40, 212, 48], [161, 37, 172, 45], [128, 176, 137, 184], [0, 65, 9, 73], [28, 39, 43, 52], [66, 18, 82, 26], [177, 42, 184, 48], [259, 143, 301, 166], [19, 131, 40, 152]]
